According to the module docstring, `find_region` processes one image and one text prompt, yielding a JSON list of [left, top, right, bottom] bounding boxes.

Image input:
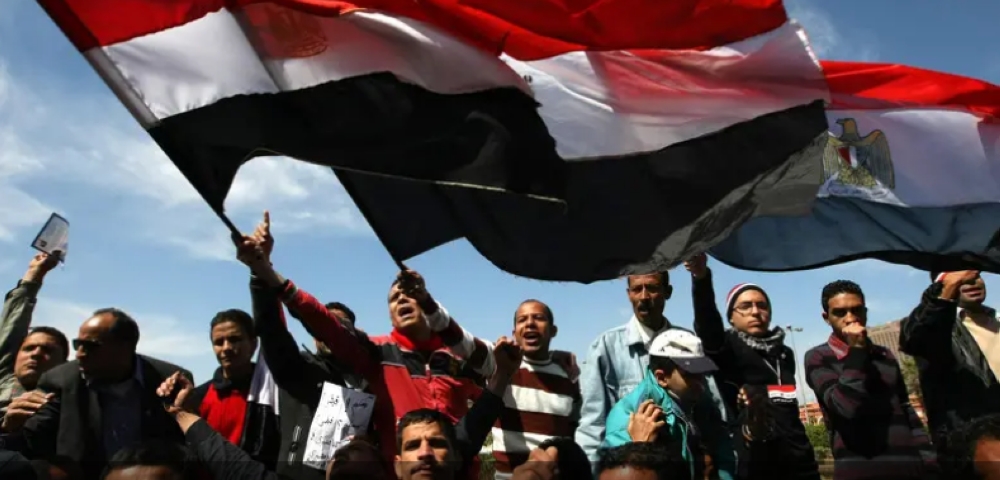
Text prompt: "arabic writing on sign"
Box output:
[[301, 382, 376, 470]]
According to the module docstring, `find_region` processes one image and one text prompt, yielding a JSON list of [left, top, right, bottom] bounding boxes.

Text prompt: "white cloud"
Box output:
[[31, 298, 211, 359], [0, 56, 370, 258], [786, 1, 879, 61], [0, 185, 52, 242]]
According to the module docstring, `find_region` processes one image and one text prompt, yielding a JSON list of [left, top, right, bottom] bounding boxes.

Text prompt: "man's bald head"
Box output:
[[89, 308, 140, 348], [76, 308, 141, 381]]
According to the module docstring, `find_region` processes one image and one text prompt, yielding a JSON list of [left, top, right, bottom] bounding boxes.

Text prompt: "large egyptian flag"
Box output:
[[712, 61, 1000, 273], [37, 0, 831, 282]]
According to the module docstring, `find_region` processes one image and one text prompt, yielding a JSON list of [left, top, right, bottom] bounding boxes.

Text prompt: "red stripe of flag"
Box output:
[[822, 60, 1000, 119], [38, 0, 788, 60]]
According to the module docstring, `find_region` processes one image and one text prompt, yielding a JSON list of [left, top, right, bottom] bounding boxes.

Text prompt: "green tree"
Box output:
[[899, 354, 922, 400], [804, 422, 830, 450], [805, 422, 832, 464]]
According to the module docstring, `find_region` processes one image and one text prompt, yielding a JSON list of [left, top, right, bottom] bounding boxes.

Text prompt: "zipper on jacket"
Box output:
[[288, 425, 302, 463]]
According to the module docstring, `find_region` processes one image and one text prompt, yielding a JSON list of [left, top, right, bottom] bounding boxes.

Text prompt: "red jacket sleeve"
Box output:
[[279, 280, 381, 383]]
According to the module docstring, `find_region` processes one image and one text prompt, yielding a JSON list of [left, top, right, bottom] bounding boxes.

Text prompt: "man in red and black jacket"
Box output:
[[234, 214, 497, 476], [188, 309, 280, 470]]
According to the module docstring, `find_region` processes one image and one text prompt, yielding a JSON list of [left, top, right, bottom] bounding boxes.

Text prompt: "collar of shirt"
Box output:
[[87, 356, 144, 395], [628, 315, 669, 349], [827, 333, 850, 360], [958, 305, 999, 324]]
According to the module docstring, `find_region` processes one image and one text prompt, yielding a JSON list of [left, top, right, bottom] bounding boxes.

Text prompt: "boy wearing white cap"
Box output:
[[603, 329, 736, 480]]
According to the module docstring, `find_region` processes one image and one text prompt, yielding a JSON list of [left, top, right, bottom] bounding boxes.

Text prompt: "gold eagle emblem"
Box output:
[[823, 118, 895, 189], [245, 5, 328, 59]]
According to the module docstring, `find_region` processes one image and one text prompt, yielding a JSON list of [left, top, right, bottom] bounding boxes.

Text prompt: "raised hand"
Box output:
[[234, 235, 268, 269], [684, 253, 708, 279], [252, 210, 273, 258], [627, 399, 666, 442], [157, 371, 195, 415], [396, 270, 430, 304], [23, 251, 61, 283], [493, 336, 524, 381]]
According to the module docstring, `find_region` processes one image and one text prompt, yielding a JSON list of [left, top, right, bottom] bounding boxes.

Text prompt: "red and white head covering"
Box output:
[[725, 283, 771, 319]]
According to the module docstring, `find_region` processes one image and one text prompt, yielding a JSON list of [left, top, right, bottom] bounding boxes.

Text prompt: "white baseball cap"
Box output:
[[649, 329, 718, 374]]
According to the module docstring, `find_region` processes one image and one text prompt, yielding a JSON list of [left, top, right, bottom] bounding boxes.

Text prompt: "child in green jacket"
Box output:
[[604, 329, 736, 480]]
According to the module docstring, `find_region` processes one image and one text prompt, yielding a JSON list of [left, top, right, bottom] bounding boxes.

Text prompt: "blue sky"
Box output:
[[0, 0, 997, 400]]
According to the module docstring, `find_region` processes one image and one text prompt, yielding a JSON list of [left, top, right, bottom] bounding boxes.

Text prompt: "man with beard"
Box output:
[[901, 270, 1000, 452], [684, 254, 819, 480], [576, 271, 727, 463], [188, 309, 279, 469], [1, 252, 66, 413], [491, 300, 581, 479]]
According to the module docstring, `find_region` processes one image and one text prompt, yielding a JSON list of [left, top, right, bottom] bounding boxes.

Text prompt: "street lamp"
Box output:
[[785, 325, 810, 424]]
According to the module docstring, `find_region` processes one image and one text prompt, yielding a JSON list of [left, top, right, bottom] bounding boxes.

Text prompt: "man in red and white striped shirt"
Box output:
[[491, 300, 581, 479]]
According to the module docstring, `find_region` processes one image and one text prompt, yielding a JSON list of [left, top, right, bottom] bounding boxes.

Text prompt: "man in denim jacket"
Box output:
[[575, 271, 729, 465]]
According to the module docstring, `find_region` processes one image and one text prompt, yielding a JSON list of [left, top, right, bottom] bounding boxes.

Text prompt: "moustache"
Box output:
[[411, 461, 443, 474]]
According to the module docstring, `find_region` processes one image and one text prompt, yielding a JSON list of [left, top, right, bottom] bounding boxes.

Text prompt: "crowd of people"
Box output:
[[1, 212, 999, 480]]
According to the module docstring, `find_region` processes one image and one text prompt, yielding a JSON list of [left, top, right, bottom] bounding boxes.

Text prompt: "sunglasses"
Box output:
[[72, 338, 103, 352]]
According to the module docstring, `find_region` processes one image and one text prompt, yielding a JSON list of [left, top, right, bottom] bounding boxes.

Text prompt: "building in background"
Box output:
[[868, 319, 907, 361]]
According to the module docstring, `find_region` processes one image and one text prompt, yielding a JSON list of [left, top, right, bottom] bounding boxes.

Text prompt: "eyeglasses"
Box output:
[[733, 301, 769, 314], [829, 306, 867, 318], [72, 338, 103, 352]]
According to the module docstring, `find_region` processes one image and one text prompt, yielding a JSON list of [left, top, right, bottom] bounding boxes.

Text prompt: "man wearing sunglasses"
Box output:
[[0, 307, 191, 479], [804, 280, 936, 480]]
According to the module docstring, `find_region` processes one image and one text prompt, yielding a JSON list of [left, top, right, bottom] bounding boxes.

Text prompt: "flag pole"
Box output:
[[211, 207, 244, 239]]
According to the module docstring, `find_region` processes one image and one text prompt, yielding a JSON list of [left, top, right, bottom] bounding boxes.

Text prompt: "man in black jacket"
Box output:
[[250, 274, 372, 480], [0, 308, 191, 479], [900, 270, 1000, 451]]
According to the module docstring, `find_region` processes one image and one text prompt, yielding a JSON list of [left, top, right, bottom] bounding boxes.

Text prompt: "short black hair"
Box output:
[[329, 436, 392, 479], [396, 409, 457, 452], [101, 440, 191, 479], [627, 271, 670, 288], [648, 355, 678, 376], [514, 299, 554, 325], [210, 309, 256, 339], [325, 301, 356, 324], [537, 437, 593, 480], [597, 442, 689, 480], [942, 413, 1000, 479], [820, 280, 865, 313], [26, 326, 70, 361], [92, 308, 140, 347]]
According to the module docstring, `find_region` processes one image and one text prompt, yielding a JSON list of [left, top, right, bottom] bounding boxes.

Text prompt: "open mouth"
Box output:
[[412, 463, 436, 475], [521, 331, 541, 346], [397, 305, 417, 318]]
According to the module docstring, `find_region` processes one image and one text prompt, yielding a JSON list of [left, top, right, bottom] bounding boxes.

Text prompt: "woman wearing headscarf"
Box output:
[[684, 254, 820, 480]]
